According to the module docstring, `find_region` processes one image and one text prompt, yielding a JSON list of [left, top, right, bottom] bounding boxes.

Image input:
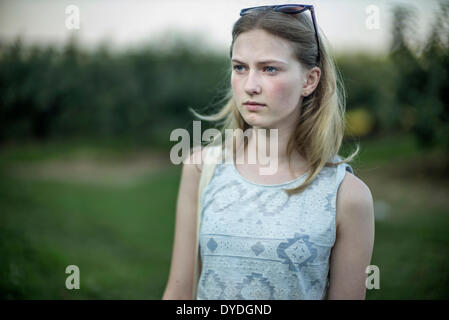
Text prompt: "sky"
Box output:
[[0, 0, 441, 55]]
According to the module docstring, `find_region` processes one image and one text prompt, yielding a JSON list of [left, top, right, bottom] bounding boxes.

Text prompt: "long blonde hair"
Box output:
[[190, 8, 359, 196]]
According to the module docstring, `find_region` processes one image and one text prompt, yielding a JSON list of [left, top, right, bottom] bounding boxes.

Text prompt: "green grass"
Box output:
[[0, 136, 169, 167], [0, 133, 448, 299], [341, 132, 422, 166], [367, 209, 449, 299], [0, 164, 182, 299]]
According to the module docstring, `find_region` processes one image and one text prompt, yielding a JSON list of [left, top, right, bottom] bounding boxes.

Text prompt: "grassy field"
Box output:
[[0, 133, 448, 299]]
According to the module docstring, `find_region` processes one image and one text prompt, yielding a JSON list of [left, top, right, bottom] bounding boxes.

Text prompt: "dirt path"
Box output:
[[3, 150, 175, 187], [356, 150, 449, 219], [3, 147, 449, 217]]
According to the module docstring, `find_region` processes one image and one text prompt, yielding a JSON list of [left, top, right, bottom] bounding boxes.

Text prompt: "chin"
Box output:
[[242, 113, 265, 127], [244, 119, 270, 131], [238, 106, 270, 128]]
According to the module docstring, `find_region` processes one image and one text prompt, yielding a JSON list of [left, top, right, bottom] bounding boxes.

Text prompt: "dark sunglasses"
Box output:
[[240, 4, 321, 64]]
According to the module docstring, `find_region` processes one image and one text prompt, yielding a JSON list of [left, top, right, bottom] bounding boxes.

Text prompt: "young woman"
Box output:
[[163, 4, 374, 300]]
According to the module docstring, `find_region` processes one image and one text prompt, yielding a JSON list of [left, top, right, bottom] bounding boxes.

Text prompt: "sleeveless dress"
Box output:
[[196, 153, 353, 300]]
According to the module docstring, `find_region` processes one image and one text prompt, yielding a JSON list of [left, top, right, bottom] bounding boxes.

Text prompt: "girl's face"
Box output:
[[231, 29, 307, 131]]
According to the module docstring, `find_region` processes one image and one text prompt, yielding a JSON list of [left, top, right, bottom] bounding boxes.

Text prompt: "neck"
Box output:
[[232, 126, 309, 177], [246, 126, 292, 164]]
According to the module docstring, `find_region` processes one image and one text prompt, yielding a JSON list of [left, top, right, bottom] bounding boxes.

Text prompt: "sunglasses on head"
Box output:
[[239, 4, 321, 64]]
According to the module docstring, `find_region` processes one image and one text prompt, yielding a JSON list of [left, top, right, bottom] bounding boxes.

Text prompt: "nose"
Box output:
[[244, 69, 261, 95]]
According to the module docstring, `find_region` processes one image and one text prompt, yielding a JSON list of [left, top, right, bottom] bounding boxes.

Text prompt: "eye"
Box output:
[[232, 65, 245, 72], [232, 64, 279, 74], [264, 66, 278, 73]]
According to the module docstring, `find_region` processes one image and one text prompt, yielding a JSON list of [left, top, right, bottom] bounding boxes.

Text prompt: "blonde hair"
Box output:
[[190, 8, 359, 196]]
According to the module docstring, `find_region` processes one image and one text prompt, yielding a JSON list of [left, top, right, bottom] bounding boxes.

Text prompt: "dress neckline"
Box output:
[[230, 155, 309, 187]]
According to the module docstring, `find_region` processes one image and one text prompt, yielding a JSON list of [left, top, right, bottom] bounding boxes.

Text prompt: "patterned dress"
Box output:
[[196, 155, 353, 300]]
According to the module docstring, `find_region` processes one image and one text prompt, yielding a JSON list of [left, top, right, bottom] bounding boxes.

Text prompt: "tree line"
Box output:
[[0, 2, 447, 153]]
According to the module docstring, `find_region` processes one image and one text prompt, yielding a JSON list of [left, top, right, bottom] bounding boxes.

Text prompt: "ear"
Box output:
[[302, 67, 321, 97]]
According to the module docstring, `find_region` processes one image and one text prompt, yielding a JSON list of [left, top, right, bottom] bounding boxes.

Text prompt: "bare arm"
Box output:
[[327, 172, 375, 300], [162, 148, 204, 300]]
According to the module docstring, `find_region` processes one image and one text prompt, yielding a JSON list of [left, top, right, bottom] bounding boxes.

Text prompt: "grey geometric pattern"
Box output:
[[207, 238, 218, 252], [324, 192, 333, 213], [251, 241, 265, 256], [208, 180, 247, 213], [235, 272, 275, 300], [197, 155, 351, 300], [199, 269, 226, 299], [256, 190, 290, 216], [277, 233, 318, 272]]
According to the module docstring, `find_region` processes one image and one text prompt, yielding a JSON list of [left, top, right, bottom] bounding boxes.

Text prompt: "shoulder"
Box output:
[[183, 145, 219, 173], [335, 171, 374, 231], [182, 145, 206, 173]]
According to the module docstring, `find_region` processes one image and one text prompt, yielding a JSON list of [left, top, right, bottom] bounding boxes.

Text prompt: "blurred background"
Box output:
[[0, 0, 448, 299]]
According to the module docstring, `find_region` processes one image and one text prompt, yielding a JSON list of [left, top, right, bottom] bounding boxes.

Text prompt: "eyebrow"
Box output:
[[231, 58, 288, 65]]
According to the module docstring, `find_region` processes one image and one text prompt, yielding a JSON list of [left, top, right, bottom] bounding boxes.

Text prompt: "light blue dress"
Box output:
[[196, 155, 353, 300]]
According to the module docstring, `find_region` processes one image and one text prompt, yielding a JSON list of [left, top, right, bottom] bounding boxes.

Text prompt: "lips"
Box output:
[[244, 101, 266, 111], [245, 104, 265, 111], [244, 101, 266, 106]]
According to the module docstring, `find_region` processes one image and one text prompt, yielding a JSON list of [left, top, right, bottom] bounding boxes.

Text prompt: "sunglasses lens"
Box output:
[[278, 5, 306, 13], [241, 7, 264, 15], [241, 5, 309, 16]]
